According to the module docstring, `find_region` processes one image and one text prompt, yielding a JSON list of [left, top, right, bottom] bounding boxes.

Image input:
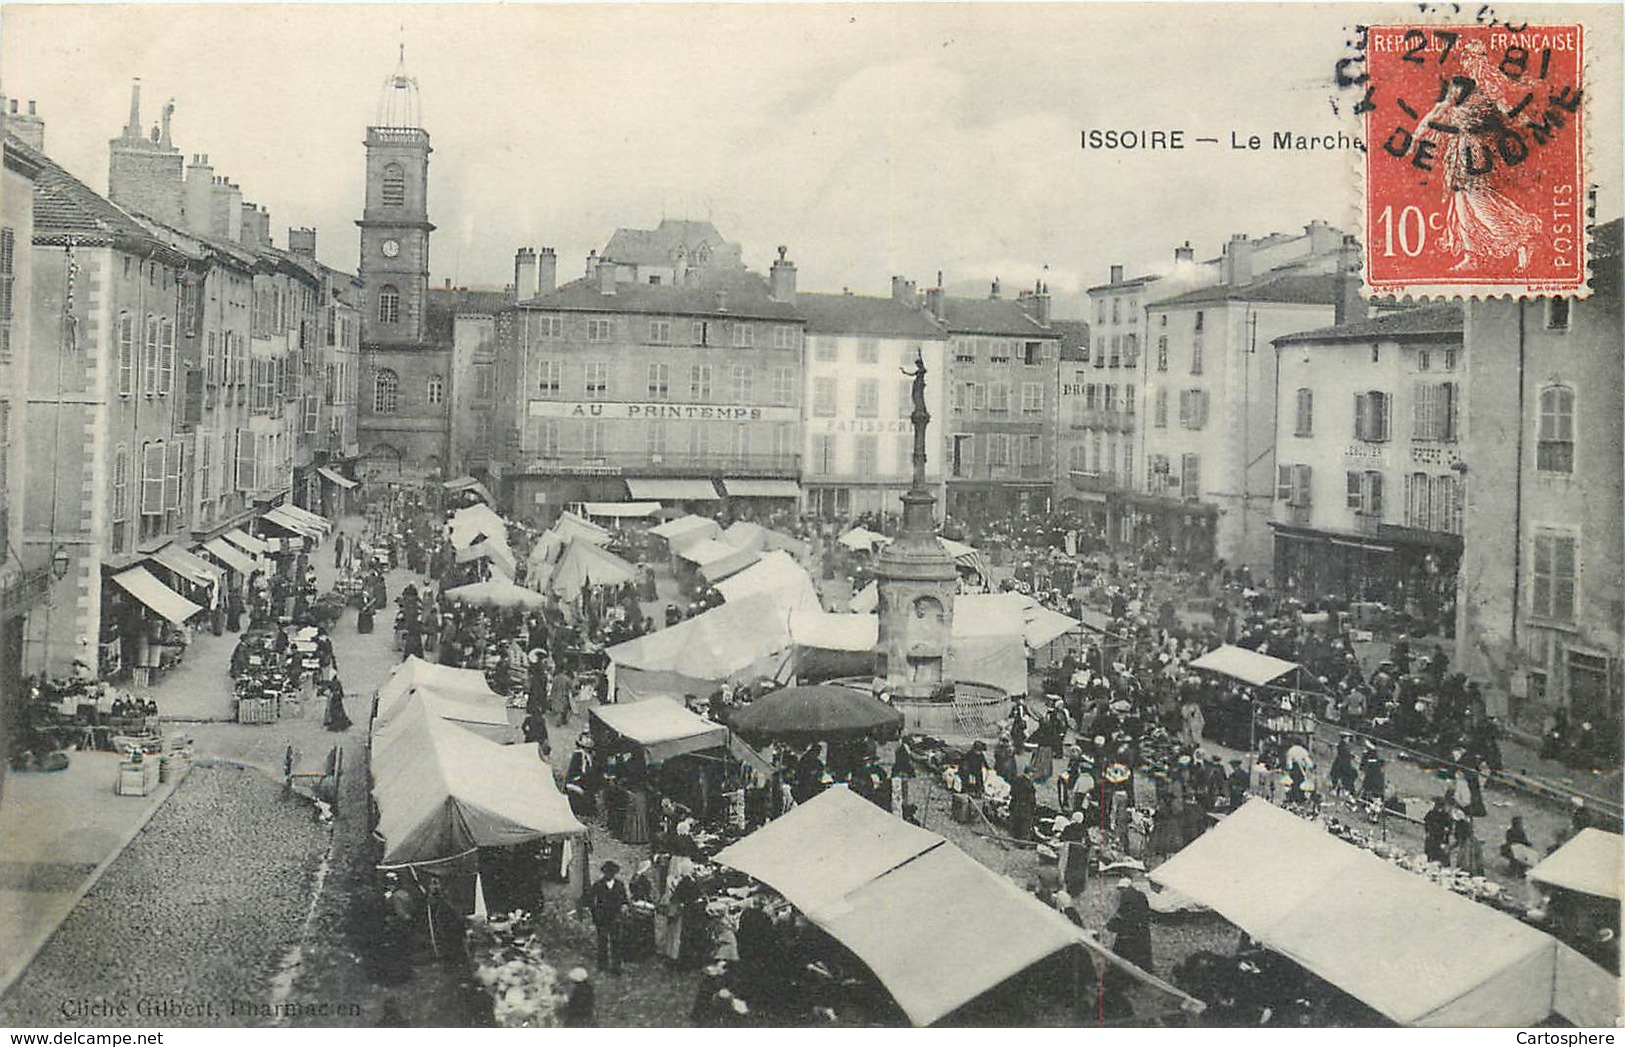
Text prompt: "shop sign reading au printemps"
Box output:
[[526, 400, 799, 423]]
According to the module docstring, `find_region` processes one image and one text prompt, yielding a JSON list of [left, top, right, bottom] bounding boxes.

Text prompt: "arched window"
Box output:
[[426, 374, 445, 406], [374, 369, 399, 414], [381, 163, 406, 207], [377, 285, 400, 325], [1537, 384, 1574, 472]]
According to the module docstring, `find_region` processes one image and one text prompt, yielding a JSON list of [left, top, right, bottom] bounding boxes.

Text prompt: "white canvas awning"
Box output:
[[223, 528, 269, 555], [721, 478, 800, 498], [715, 789, 1088, 1026], [317, 466, 357, 489], [1529, 829, 1624, 901], [111, 566, 204, 625], [577, 501, 662, 519], [261, 505, 325, 539], [625, 478, 719, 501], [714, 550, 820, 615], [447, 503, 509, 550], [1189, 644, 1300, 687], [649, 514, 721, 547], [149, 543, 222, 591], [838, 527, 888, 552], [591, 697, 727, 763], [376, 656, 504, 710], [278, 503, 332, 533], [1151, 800, 1618, 1027], [202, 536, 257, 574], [789, 610, 880, 653]]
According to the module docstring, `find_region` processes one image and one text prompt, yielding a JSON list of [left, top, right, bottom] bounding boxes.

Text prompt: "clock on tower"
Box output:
[[357, 57, 434, 347]]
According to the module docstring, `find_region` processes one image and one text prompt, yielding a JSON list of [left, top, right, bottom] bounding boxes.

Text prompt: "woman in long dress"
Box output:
[[322, 679, 352, 732]]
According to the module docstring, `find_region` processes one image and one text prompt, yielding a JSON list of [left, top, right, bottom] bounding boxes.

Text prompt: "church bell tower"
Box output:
[[874, 351, 957, 699], [358, 46, 434, 346]]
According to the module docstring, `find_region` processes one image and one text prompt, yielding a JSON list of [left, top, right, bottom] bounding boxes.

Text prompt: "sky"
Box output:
[[2, 2, 1619, 318]]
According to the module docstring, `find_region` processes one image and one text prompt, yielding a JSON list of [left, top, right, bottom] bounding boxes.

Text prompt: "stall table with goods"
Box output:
[[588, 698, 731, 842]]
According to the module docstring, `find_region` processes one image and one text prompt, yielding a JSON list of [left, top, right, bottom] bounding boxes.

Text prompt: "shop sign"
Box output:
[[527, 400, 798, 422]]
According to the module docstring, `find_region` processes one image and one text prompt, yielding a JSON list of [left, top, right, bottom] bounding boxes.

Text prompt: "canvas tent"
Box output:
[[788, 609, 879, 681], [714, 550, 821, 615], [371, 700, 582, 866], [373, 688, 517, 743], [376, 656, 503, 709], [649, 514, 721, 549], [553, 511, 612, 547], [716, 788, 1136, 1026], [1189, 644, 1299, 687], [445, 578, 548, 610], [454, 535, 517, 577], [590, 697, 728, 764], [444, 474, 497, 506], [1530, 829, 1624, 901], [838, 527, 888, 552], [447, 503, 509, 550], [945, 594, 1030, 698], [543, 538, 639, 600], [1151, 799, 1619, 1027], [607, 593, 793, 701]]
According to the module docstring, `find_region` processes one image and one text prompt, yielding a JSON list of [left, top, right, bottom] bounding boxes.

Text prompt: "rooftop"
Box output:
[[1154, 272, 1344, 309], [1048, 319, 1093, 360], [1273, 303, 1463, 346], [426, 287, 513, 341], [517, 267, 801, 322], [602, 219, 743, 269], [10, 134, 189, 262], [939, 295, 1054, 337], [796, 292, 947, 339]]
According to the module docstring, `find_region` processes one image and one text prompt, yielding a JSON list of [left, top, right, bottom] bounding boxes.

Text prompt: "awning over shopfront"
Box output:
[[260, 506, 325, 540], [111, 566, 204, 626], [1189, 644, 1299, 687], [625, 478, 720, 501], [279, 503, 332, 533], [576, 501, 662, 519], [721, 479, 800, 498], [443, 475, 496, 505], [202, 537, 257, 575], [648, 514, 721, 547], [317, 466, 357, 490], [590, 697, 728, 764], [1529, 829, 1623, 901], [223, 529, 269, 555], [1151, 800, 1618, 1027], [149, 544, 222, 591]]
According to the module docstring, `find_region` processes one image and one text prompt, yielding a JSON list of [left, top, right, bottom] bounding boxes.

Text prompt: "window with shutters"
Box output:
[[1531, 529, 1577, 622], [303, 395, 319, 434], [537, 360, 561, 395], [1156, 336, 1168, 372], [689, 364, 713, 400], [1354, 391, 1391, 441], [381, 163, 406, 207], [1022, 434, 1042, 467], [1290, 465, 1313, 506], [373, 369, 399, 414], [855, 379, 879, 418], [118, 313, 136, 396], [206, 333, 219, 388], [1024, 341, 1044, 365], [648, 363, 669, 400], [377, 285, 400, 324], [198, 436, 211, 507], [159, 318, 175, 395], [586, 319, 614, 342], [584, 361, 609, 399], [987, 381, 1009, 414], [857, 340, 880, 364], [897, 379, 913, 419], [111, 444, 129, 549], [1417, 350, 1431, 372], [1122, 442, 1133, 483], [537, 315, 564, 339], [141, 442, 166, 516], [1123, 334, 1139, 368], [1536, 385, 1574, 472], [537, 419, 560, 458], [1154, 388, 1168, 428], [649, 319, 671, 344], [989, 340, 1011, 365], [1022, 382, 1043, 416], [1179, 453, 1200, 500], [773, 326, 796, 350], [1276, 464, 1293, 501], [583, 419, 605, 458], [811, 434, 834, 475], [971, 383, 988, 412], [1190, 336, 1204, 375], [986, 434, 1010, 467], [812, 377, 837, 418], [1109, 336, 1122, 368], [733, 365, 754, 403], [1347, 470, 1384, 515], [853, 433, 877, 474], [1294, 388, 1313, 436], [1406, 472, 1432, 530], [772, 367, 795, 407], [815, 338, 839, 363], [0, 228, 13, 362], [646, 419, 667, 457], [163, 441, 183, 517], [732, 323, 755, 348], [1413, 381, 1460, 441], [426, 374, 445, 405], [1179, 389, 1209, 430], [689, 420, 710, 458], [143, 316, 160, 397]]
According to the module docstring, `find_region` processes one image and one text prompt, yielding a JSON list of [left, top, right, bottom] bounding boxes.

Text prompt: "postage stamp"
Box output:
[[1362, 23, 1588, 298]]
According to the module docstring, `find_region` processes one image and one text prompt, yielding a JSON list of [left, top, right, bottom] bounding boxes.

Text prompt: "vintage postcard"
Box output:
[[0, 1, 1619, 1035]]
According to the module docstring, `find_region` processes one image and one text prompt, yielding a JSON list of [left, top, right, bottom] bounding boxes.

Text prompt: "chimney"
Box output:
[[1109, 264, 1124, 285], [536, 247, 557, 294], [989, 277, 1002, 300], [1034, 281, 1052, 325], [1222, 233, 1254, 286], [925, 286, 945, 322], [585, 249, 598, 280], [6, 99, 44, 152], [212, 177, 243, 242], [1333, 234, 1369, 326], [288, 227, 317, 257], [891, 275, 910, 302], [1304, 219, 1341, 257], [125, 78, 142, 138], [513, 247, 536, 303], [239, 202, 271, 248], [182, 154, 213, 235], [1174, 241, 1194, 264], [160, 98, 175, 149], [769, 246, 797, 304], [597, 261, 617, 296]]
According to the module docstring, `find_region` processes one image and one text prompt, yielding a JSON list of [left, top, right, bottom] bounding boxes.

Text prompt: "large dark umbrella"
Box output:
[[729, 684, 903, 745]]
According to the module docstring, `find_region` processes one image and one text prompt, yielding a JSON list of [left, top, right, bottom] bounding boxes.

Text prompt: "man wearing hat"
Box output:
[[587, 861, 631, 973]]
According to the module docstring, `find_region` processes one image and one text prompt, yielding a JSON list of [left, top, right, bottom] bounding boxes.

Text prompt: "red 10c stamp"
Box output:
[[1363, 24, 1587, 297]]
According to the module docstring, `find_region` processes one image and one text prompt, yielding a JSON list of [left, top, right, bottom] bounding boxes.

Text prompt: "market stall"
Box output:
[[372, 688, 518, 744], [1189, 644, 1311, 749], [454, 535, 518, 579], [786, 609, 880, 683], [444, 474, 497, 506], [606, 592, 793, 702], [649, 514, 722, 553], [575, 501, 662, 521], [445, 579, 548, 611], [1529, 829, 1623, 972], [713, 550, 821, 616], [715, 788, 1193, 1026], [541, 539, 638, 601], [447, 503, 510, 550], [375, 655, 506, 713], [1150, 799, 1619, 1027], [552, 511, 612, 547], [728, 683, 901, 747], [589, 697, 732, 839]]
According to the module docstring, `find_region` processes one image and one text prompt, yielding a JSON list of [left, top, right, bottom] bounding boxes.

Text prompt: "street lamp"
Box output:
[[50, 547, 70, 580]]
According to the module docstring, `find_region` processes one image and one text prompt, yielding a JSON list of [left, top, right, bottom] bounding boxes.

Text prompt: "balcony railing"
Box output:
[[1069, 409, 1132, 432], [521, 451, 800, 477]]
